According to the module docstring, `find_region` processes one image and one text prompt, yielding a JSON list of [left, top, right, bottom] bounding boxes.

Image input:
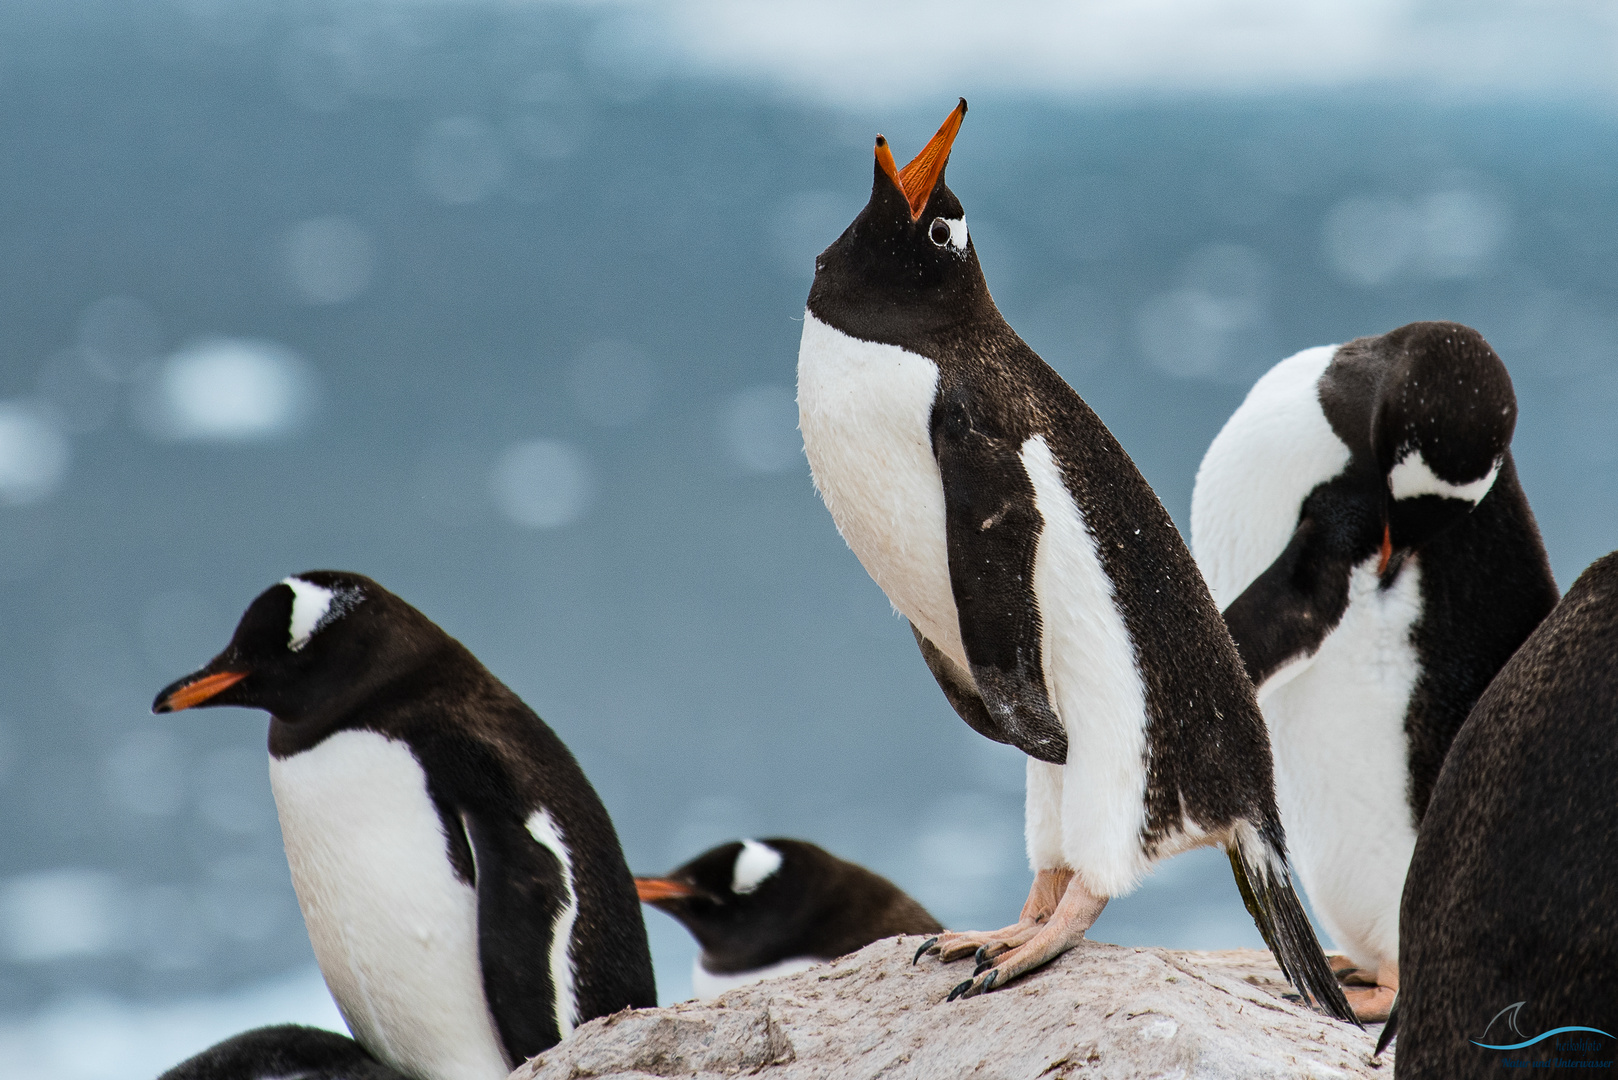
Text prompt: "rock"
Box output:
[[512, 937, 1392, 1080]]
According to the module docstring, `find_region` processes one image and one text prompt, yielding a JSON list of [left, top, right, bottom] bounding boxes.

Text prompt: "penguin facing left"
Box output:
[[634, 838, 942, 997], [153, 571, 656, 1080], [159, 1025, 406, 1080]]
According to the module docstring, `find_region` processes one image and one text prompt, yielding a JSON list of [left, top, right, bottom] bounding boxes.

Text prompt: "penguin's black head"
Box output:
[[1365, 321, 1515, 554], [152, 571, 437, 729], [635, 838, 810, 968], [807, 99, 994, 342]]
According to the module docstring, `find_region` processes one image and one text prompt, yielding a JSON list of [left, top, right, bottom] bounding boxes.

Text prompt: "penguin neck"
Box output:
[[266, 640, 467, 759], [805, 253, 998, 355]]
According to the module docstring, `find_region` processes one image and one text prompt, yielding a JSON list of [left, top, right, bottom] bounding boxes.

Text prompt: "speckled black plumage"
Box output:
[[1396, 551, 1618, 1075]]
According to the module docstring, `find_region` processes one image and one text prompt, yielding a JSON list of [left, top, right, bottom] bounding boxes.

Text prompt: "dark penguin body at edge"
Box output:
[[1394, 552, 1618, 1077], [159, 1025, 407, 1080], [636, 838, 942, 995], [796, 100, 1353, 1019], [154, 572, 655, 1080]]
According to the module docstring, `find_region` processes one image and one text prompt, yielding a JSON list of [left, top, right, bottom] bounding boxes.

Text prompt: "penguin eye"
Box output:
[[929, 217, 951, 247]]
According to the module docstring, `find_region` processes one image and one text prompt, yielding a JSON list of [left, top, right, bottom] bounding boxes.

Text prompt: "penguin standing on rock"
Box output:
[[153, 571, 656, 1080], [796, 99, 1354, 1020], [635, 838, 942, 997], [1191, 323, 1557, 1020], [1393, 551, 1618, 1075]]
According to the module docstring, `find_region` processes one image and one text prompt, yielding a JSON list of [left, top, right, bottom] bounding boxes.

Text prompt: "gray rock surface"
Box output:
[[512, 938, 1392, 1079]]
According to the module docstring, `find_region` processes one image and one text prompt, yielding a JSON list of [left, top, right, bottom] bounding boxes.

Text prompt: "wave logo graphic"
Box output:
[[1471, 1002, 1614, 1051]]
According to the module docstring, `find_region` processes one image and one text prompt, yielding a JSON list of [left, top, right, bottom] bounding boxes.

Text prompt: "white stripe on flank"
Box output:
[[525, 808, 579, 1039], [1388, 449, 1499, 504], [282, 577, 335, 652], [1020, 434, 1154, 897]]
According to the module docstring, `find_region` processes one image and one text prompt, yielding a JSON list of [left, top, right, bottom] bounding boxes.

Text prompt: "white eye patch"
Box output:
[[730, 839, 783, 895], [1389, 450, 1500, 504], [928, 215, 969, 253], [282, 577, 360, 651]]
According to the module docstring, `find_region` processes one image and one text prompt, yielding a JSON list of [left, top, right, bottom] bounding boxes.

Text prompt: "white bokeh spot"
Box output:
[[137, 339, 317, 443], [490, 439, 593, 529]]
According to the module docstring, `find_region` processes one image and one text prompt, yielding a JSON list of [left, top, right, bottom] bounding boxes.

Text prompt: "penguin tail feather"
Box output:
[[1227, 822, 1361, 1028], [1374, 993, 1399, 1057]]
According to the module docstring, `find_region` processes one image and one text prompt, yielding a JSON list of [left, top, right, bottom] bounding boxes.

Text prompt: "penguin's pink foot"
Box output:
[[1335, 961, 1398, 1022], [946, 874, 1107, 1001], [1344, 983, 1397, 1023], [914, 868, 1074, 965]]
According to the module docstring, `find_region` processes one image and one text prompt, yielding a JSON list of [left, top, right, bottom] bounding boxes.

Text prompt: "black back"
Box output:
[[154, 572, 656, 1063], [809, 132, 1275, 855], [1396, 552, 1618, 1076], [1220, 323, 1558, 823], [158, 1025, 404, 1080], [643, 839, 941, 974]]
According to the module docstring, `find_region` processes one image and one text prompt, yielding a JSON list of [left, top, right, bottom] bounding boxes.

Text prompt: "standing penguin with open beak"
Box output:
[[796, 99, 1355, 1021]]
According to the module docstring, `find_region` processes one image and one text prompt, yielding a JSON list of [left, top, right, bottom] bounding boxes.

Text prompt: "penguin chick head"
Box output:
[[1364, 322, 1516, 553], [152, 571, 432, 724], [635, 839, 801, 965], [807, 98, 993, 340]]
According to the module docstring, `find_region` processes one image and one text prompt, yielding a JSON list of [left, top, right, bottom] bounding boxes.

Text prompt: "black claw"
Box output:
[[913, 937, 939, 965], [946, 978, 973, 1002], [982, 969, 999, 993], [973, 945, 990, 966], [973, 956, 994, 976]]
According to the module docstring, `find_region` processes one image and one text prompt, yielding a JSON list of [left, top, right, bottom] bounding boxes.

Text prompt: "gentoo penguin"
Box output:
[[160, 1025, 406, 1080], [1391, 551, 1618, 1075], [153, 571, 656, 1080], [1190, 323, 1558, 1020], [634, 838, 942, 997], [795, 99, 1354, 1020]]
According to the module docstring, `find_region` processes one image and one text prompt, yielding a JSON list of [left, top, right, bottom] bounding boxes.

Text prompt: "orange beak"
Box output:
[[1377, 522, 1393, 576], [876, 98, 967, 220], [634, 877, 697, 903], [156, 670, 249, 712]]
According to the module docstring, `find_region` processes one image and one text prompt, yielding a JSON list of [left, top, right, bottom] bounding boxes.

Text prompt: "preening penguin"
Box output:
[[153, 572, 656, 1080], [1392, 552, 1618, 1075], [1191, 323, 1557, 1020], [634, 838, 942, 997], [796, 99, 1353, 1020], [159, 1025, 406, 1080]]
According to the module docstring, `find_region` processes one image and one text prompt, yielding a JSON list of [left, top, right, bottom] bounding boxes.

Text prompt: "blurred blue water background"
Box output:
[[0, 2, 1615, 1075]]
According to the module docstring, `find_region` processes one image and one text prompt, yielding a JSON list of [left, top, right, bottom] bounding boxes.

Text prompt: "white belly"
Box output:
[[797, 310, 965, 667], [1263, 559, 1422, 972], [269, 730, 510, 1080], [799, 312, 1159, 895]]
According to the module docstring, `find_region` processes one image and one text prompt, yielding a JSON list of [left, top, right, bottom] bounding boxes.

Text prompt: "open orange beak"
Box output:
[[876, 98, 967, 220], [155, 670, 249, 713], [634, 877, 697, 903]]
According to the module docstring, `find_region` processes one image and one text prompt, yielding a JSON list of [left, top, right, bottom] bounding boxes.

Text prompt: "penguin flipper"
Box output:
[[910, 623, 1017, 746], [1228, 824, 1361, 1027], [930, 387, 1067, 765], [1221, 494, 1367, 688], [460, 807, 569, 1065]]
